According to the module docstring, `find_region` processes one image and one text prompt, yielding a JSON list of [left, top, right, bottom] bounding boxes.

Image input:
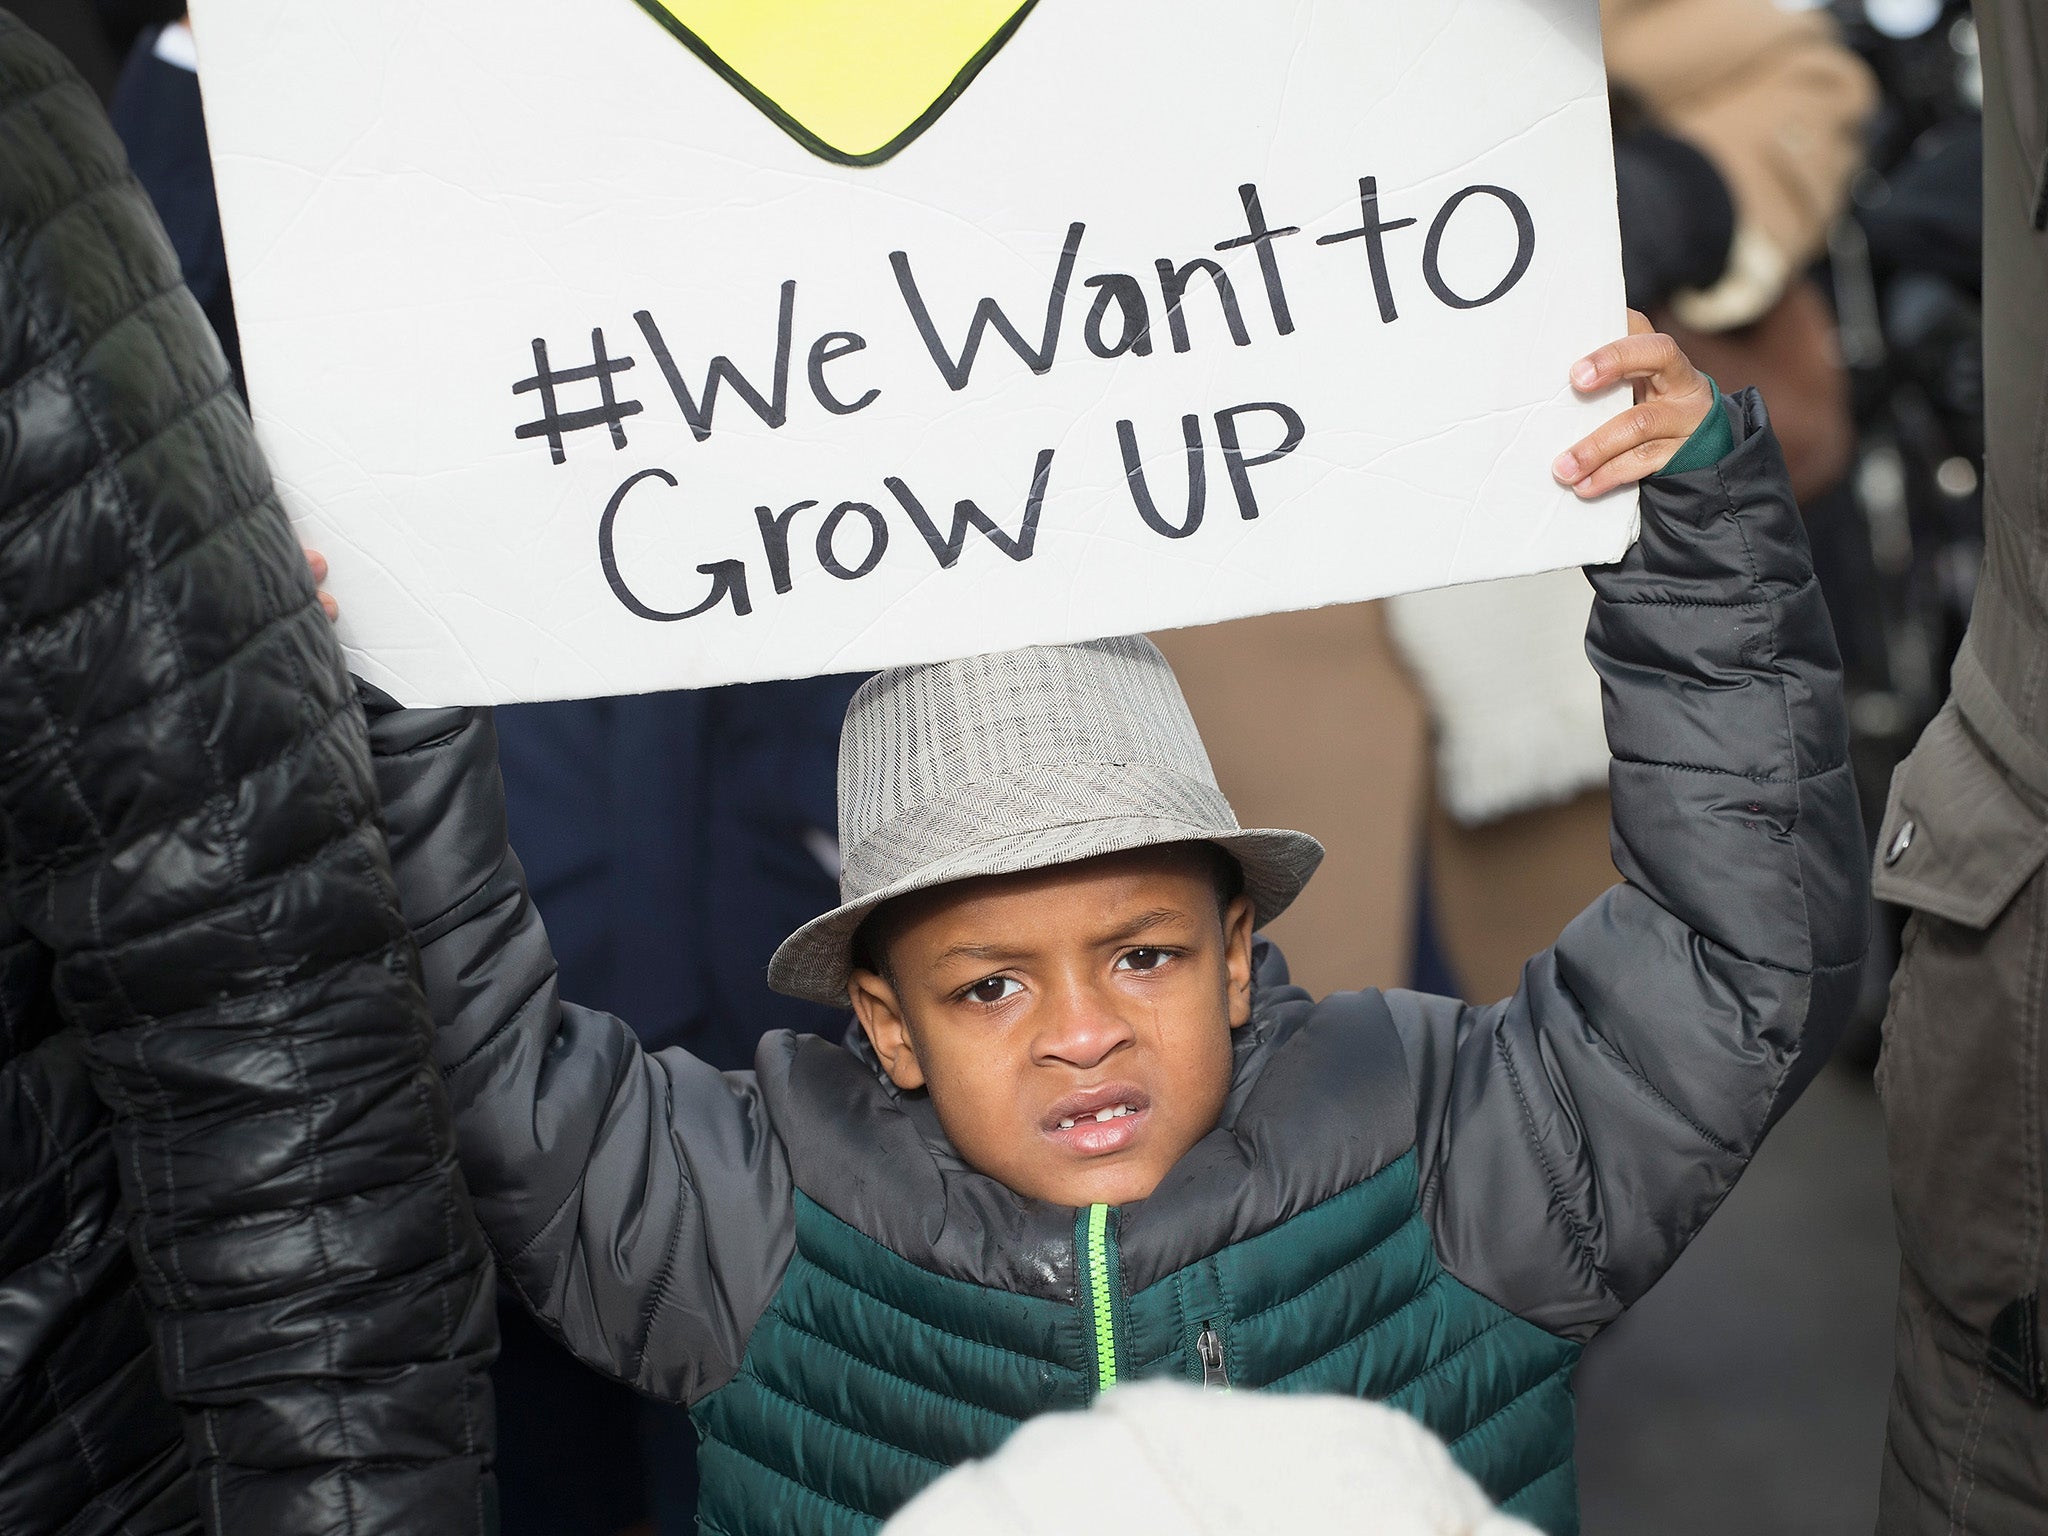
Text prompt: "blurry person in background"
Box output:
[[1607, 0, 1874, 342], [1872, 0, 2048, 1528], [1605, 0, 1869, 494]]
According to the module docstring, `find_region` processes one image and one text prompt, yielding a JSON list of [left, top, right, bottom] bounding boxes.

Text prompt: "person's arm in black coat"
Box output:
[[0, 22, 498, 1534]]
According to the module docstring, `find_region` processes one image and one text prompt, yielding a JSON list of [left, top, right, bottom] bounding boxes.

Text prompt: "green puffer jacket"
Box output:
[[368, 390, 1868, 1536], [692, 982, 1582, 1534]]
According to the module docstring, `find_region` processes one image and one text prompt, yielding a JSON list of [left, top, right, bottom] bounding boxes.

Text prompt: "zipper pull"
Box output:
[[1197, 1323, 1230, 1389]]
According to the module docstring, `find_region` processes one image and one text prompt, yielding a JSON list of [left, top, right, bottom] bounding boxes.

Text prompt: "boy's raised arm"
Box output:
[[365, 696, 796, 1402], [1389, 386, 1869, 1339]]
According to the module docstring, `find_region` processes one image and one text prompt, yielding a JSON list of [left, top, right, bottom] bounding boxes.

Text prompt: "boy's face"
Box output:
[[847, 845, 1256, 1207]]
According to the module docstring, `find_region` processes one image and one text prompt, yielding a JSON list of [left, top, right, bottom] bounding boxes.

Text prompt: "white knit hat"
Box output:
[[881, 1381, 1541, 1536], [767, 638, 1324, 1006]]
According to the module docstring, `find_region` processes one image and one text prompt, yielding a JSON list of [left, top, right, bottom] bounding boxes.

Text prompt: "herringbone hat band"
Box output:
[[767, 636, 1325, 1006]]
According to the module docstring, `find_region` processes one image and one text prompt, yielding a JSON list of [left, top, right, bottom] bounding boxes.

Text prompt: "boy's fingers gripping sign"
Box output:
[[1553, 309, 1717, 498], [305, 549, 338, 623]]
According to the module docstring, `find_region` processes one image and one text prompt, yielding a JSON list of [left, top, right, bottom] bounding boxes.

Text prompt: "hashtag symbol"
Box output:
[[513, 329, 644, 465]]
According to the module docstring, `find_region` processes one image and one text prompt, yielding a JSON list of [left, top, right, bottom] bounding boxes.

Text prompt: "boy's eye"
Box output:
[[964, 976, 1021, 1005], [1117, 947, 1173, 973]]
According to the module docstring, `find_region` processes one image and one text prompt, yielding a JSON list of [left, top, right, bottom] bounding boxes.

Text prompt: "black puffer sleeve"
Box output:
[[1391, 389, 1869, 1338], [365, 699, 796, 1406], [0, 21, 498, 1534]]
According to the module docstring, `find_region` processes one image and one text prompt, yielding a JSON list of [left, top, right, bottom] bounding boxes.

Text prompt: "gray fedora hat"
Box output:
[[767, 636, 1324, 1007]]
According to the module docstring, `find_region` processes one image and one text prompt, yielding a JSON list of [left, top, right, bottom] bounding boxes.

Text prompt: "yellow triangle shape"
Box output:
[[634, 0, 1038, 165]]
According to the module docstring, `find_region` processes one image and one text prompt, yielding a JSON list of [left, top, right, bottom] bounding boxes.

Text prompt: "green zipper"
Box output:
[[1082, 1203, 1119, 1392]]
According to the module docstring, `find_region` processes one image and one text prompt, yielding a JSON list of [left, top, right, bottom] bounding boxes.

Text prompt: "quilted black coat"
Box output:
[[0, 16, 498, 1535]]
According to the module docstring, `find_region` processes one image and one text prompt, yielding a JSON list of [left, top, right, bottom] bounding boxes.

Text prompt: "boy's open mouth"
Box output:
[[1041, 1083, 1151, 1156]]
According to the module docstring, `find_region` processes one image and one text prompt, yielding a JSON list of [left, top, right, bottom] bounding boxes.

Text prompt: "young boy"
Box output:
[[348, 319, 1866, 1536]]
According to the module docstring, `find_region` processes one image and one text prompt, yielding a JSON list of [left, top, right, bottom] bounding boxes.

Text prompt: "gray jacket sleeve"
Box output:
[[1391, 388, 1869, 1339], [367, 699, 795, 1402]]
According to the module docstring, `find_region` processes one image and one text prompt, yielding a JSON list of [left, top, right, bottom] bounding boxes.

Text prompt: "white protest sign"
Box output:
[[187, 0, 1631, 705]]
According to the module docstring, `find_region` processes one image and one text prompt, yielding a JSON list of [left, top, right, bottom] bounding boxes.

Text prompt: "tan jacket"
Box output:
[[1604, 0, 1877, 327]]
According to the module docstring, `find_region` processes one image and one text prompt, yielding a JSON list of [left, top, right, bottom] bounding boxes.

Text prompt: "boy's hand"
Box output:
[[1553, 309, 1716, 498], [305, 549, 339, 623]]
